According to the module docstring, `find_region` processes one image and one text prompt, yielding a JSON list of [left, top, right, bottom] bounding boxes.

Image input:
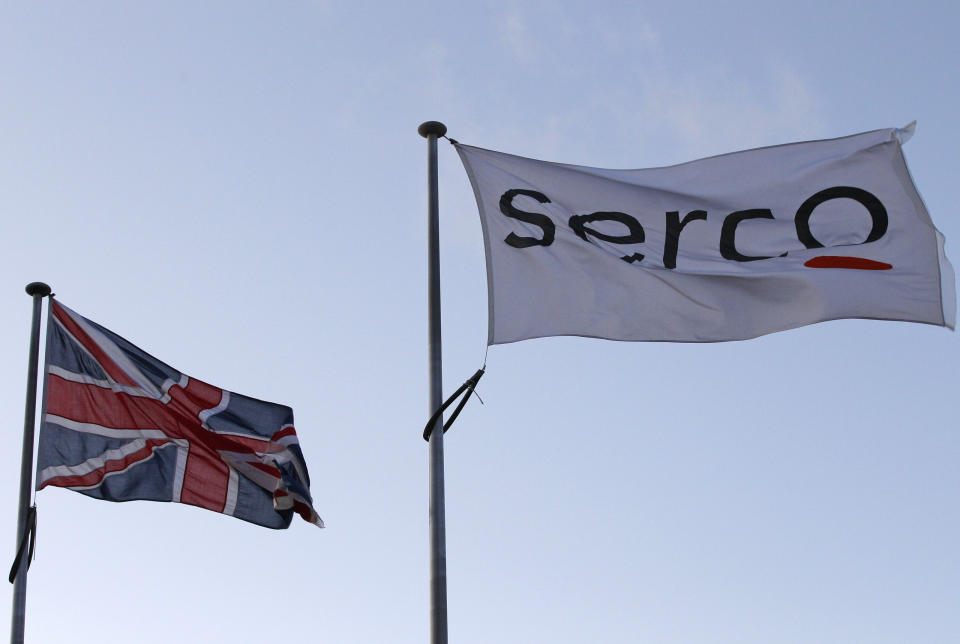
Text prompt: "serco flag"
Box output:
[[36, 300, 323, 529], [455, 125, 955, 344]]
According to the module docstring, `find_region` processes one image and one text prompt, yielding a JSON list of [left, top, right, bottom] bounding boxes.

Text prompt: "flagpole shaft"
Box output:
[[419, 120, 448, 644], [11, 282, 50, 644]]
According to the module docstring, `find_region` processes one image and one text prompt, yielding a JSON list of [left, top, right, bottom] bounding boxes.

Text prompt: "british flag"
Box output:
[[35, 300, 322, 529]]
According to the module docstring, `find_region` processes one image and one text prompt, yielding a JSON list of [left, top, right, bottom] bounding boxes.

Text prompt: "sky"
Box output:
[[1, 2, 957, 642]]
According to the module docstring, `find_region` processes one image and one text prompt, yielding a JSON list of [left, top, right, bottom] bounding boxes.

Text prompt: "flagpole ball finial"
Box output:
[[418, 121, 447, 138], [25, 282, 51, 297]]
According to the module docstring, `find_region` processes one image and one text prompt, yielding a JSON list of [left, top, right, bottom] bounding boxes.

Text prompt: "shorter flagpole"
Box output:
[[11, 282, 50, 644]]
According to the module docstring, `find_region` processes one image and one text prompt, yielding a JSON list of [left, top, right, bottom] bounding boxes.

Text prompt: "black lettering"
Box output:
[[720, 209, 785, 262], [663, 210, 707, 269], [568, 211, 646, 263], [795, 186, 888, 249], [499, 189, 556, 248]]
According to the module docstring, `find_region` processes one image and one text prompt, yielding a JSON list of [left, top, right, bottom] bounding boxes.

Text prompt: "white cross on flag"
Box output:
[[455, 124, 955, 344]]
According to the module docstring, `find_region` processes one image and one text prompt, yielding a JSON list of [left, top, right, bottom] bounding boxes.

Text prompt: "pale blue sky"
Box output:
[[1, 2, 957, 642]]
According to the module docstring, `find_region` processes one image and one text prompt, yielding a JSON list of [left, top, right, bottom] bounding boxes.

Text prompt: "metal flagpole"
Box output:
[[11, 282, 51, 644], [419, 120, 448, 644]]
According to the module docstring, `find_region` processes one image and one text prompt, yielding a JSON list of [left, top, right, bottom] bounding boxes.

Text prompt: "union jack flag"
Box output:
[[36, 300, 323, 529]]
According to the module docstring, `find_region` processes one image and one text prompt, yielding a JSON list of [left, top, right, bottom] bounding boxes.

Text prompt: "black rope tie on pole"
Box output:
[[9, 506, 36, 584], [423, 367, 485, 441]]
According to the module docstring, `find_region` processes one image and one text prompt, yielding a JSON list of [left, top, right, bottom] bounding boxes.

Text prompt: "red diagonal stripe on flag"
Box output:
[[51, 302, 140, 388], [39, 439, 171, 489], [248, 462, 282, 477], [271, 427, 297, 441]]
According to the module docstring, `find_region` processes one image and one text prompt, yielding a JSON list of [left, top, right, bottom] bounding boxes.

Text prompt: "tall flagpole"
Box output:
[[419, 120, 448, 644], [11, 282, 50, 644]]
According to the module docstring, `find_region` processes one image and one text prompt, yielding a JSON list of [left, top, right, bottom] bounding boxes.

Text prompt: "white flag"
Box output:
[[455, 125, 955, 344]]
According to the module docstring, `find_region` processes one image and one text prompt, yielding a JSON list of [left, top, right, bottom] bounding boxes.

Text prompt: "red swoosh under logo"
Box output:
[[804, 256, 892, 270]]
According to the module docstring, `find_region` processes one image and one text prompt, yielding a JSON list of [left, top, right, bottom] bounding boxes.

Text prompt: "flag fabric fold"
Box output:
[[455, 126, 955, 344], [36, 300, 322, 529]]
